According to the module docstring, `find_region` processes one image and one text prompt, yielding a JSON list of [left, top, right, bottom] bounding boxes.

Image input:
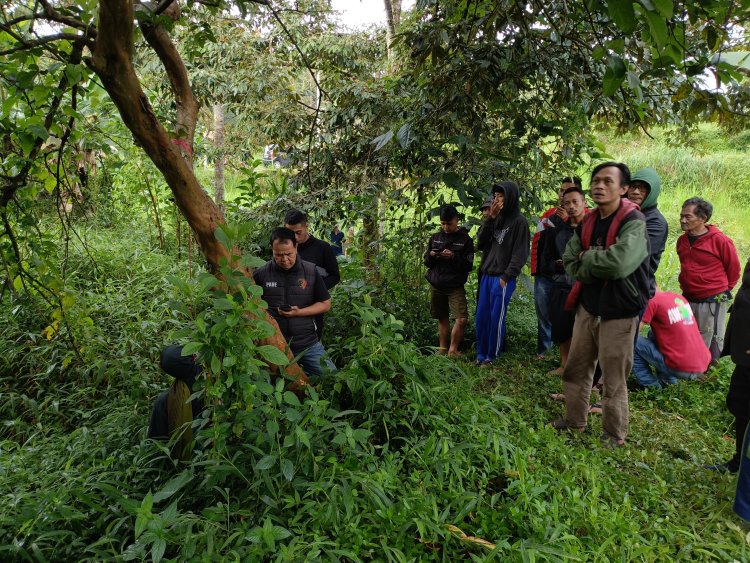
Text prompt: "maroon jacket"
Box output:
[[677, 225, 741, 301]]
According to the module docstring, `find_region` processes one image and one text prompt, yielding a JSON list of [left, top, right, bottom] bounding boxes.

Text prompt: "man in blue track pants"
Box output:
[[475, 181, 530, 366]]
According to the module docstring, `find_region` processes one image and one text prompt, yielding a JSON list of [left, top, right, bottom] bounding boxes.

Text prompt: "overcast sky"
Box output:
[[330, 0, 416, 30]]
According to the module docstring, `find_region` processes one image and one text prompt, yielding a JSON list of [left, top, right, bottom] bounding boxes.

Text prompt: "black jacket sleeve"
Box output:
[[477, 217, 495, 252], [452, 234, 474, 273], [320, 242, 340, 290], [424, 234, 438, 268], [501, 218, 531, 282], [646, 213, 668, 277]]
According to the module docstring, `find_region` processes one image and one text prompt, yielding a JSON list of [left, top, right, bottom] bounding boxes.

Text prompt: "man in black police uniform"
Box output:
[[253, 227, 333, 380]]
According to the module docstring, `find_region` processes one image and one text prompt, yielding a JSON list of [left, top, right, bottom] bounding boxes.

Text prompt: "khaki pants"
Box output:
[[562, 306, 638, 442], [689, 301, 728, 351]]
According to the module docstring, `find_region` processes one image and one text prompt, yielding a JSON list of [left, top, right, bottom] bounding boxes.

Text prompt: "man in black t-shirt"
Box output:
[[284, 210, 341, 340]]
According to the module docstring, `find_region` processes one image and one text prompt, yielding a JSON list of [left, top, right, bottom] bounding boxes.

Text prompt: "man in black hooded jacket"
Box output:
[[475, 181, 530, 365]]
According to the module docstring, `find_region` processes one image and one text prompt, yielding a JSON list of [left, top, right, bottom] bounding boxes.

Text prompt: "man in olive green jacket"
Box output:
[[551, 162, 650, 446]]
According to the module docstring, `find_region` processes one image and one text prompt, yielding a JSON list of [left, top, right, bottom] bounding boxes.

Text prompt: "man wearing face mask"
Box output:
[[475, 181, 530, 366]]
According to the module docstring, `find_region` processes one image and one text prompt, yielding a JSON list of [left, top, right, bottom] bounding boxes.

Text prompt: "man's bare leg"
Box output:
[[438, 318, 450, 354], [448, 318, 467, 356]]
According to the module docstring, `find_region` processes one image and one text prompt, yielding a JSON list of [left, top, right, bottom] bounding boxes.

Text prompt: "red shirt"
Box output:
[[643, 292, 711, 373], [677, 225, 740, 301]]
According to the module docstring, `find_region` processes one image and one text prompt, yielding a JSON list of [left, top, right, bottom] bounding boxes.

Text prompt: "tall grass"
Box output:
[[601, 124, 750, 291]]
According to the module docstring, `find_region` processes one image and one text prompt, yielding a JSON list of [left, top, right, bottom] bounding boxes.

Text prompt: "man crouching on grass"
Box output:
[[550, 162, 650, 447]]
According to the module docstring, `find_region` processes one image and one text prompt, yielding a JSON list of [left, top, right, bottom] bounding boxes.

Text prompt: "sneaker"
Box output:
[[703, 460, 739, 474]]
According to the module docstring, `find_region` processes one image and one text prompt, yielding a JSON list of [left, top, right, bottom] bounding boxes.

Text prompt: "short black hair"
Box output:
[[591, 162, 631, 186], [284, 209, 307, 226], [439, 205, 459, 221], [270, 227, 297, 247], [682, 197, 713, 221], [562, 186, 586, 199], [562, 176, 582, 188]]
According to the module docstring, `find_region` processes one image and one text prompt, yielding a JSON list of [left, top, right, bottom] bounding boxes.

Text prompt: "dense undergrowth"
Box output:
[[2, 125, 750, 560], [1, 218, 748, 561]]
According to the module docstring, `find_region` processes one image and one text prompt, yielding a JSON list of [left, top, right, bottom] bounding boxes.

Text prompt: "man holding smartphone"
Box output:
[[424, 205, 474, 356], [253, 227, 334, 380]]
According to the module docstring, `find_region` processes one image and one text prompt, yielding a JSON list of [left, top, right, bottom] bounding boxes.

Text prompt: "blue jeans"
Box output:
[[476, 275, 516, 363], [534, 276, 553, 354], [297, 341, 336, 382], [632, 334, 700, 389]]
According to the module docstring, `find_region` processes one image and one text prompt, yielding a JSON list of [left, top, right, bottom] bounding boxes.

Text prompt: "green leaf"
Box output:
[[592, 45, 607, 60], [283, 391, 301, 406], [644, 11, 668, 50], [257, 345, 289, 366], [210, 354, 221, 374], [215, 226, 231, 251], [267, 419, 279, 437], [153, 471, 193, 503], [651, 0, 672, 17], [281, 458, 295, 481], [442, 171, 463, 189], [151, 538, 166, 563], [240, 254, 267, 268], [212, 298, 235, 310], [602, 55, 627, 96], [256, 455, 276, 470], [608, 1, 636, 34], [181, 342, 203, 356], [370, 130, 393, 151], [396, 122, 415, 149]]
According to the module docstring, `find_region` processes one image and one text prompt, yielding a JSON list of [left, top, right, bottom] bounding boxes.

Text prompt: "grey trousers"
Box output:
[[562, 306, 638, 442], [689, 300, 728, 351]]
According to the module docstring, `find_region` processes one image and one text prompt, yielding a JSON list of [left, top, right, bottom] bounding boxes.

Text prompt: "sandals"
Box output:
[[600, 434, 625, 448], [547, 367, 565, 377], [588, 403, 602, 414]]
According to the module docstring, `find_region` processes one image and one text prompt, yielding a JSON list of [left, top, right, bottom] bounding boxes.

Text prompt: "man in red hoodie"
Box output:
[[677, 197, 740, 356]]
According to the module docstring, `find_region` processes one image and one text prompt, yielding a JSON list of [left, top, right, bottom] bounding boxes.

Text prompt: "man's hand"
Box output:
[[278, 306, 301, 318], [499, 278, 506, 288], [555, 206, 568, 220], [490, 197, 504, 219], [440, 249, 454, 259]]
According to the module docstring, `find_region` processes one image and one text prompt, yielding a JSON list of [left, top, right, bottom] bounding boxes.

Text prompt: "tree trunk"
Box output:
[[89, 0, 307, 389], [212, 103, 225, 213], [383, 0, 402, 65]]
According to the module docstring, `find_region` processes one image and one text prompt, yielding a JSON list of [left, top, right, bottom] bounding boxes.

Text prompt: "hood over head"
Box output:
[[492, 181, 521, 223], [630, 167, 661, 210]]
